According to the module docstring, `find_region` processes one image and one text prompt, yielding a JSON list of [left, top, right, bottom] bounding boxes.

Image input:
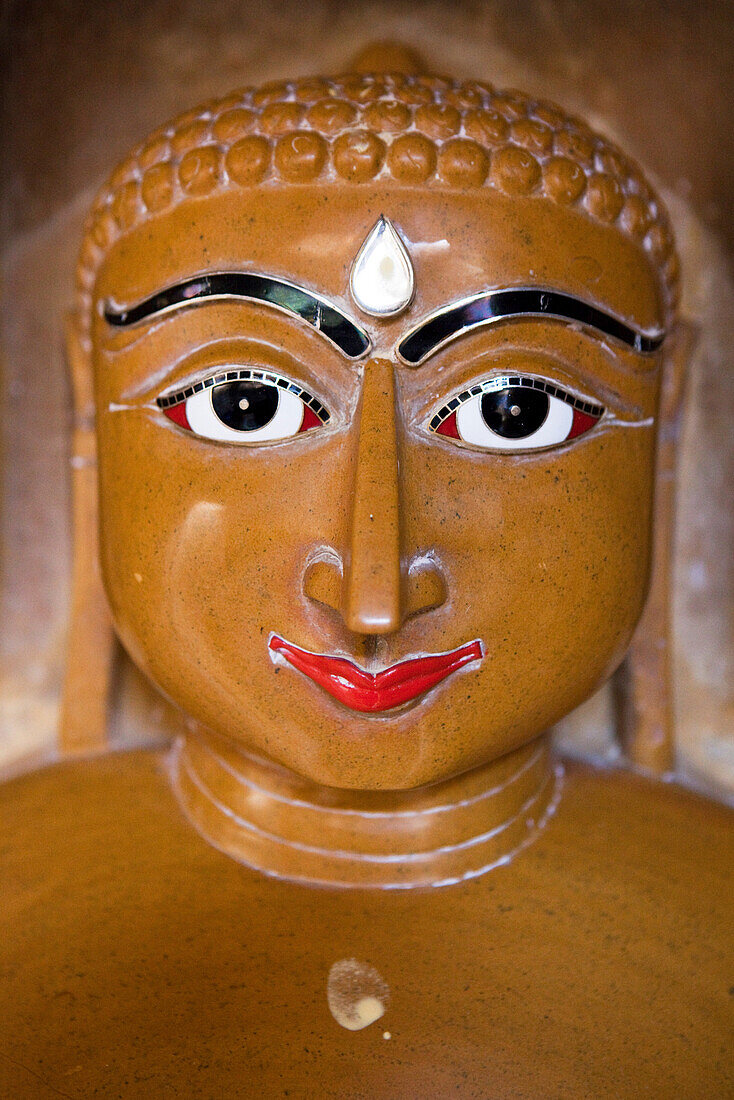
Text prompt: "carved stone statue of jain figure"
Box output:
[[2, 52, 732, 1098]]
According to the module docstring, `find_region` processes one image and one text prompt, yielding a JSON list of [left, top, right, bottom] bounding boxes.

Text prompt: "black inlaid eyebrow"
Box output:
[[103, 272, 371, 360], [397, 288, 666, 365]]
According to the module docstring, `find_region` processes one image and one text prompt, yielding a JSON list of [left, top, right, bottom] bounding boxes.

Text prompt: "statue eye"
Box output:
[[428, 376, 603, 451], [157, 369, 330, 443]]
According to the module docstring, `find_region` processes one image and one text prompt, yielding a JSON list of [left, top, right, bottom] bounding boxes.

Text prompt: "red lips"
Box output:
[[268, 635, 483, 713]]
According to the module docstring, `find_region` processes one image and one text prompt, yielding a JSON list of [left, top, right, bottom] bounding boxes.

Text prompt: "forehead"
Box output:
[[94, 184, 663, 333]]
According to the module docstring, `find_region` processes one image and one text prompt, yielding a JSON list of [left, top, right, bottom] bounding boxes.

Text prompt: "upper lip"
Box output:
[[268, 634, 484, 713]]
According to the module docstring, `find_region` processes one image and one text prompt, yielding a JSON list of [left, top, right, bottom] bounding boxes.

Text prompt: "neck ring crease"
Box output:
[[170, 731, 561, 889]]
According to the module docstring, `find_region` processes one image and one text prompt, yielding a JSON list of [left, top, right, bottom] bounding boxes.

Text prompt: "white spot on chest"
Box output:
[[327, 958, 390, 1031]]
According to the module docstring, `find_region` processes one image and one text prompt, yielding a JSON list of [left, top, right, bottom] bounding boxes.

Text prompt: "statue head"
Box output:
[[71, 68, 677, 791]]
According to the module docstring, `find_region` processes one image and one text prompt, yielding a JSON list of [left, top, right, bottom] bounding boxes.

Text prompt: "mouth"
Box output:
[[268, 635, 484, 713]]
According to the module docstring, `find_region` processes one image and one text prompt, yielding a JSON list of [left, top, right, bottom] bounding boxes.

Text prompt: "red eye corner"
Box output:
[[165, 403, 191, 430], [299, 405, 322, 433], [566, 408, 600, 440], [436, 412, 460, 439]]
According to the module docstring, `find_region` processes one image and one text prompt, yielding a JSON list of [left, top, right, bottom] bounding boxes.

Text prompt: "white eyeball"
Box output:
[[186, 381, 304, 442], [159, 371, 328, 444], [456, 389, 571, 450], [430, 378, 603, 452]]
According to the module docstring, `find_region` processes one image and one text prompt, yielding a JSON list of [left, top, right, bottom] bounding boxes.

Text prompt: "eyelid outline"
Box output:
[[157, 367, 331, 425], [427, 374, 604, 434]]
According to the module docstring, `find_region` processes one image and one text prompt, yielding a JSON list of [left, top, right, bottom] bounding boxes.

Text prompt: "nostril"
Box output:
[[304, 550, 446, 628], [303, 556, 342, 613], [405, 561, 447, 621]]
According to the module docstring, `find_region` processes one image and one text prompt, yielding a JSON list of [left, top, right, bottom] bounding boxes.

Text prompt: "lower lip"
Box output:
[[268, 635, 484, 713]]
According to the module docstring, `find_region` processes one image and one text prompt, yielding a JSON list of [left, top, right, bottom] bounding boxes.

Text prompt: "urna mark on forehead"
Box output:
[[77, 71, 679, 341], [102, 214, 665, 365], [95, 188, 667, 372]]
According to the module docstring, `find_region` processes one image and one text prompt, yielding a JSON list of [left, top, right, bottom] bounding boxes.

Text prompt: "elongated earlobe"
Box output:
[[59, 310, 116, 756], [615, 320, 699, 774]]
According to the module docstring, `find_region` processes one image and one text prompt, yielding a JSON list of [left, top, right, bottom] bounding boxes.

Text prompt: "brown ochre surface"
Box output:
[[2, 0, 733, 793], [90, 180, 663, 795], [74, 44, 666, 802], [1, 16, 732, 1097], [1, 748, 732, 1098]]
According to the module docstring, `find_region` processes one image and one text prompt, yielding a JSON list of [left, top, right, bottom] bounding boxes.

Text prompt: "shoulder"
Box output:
[[529, 756, 733, 918], [555, 756, 733, 860], [2, 749, 732, 1098], [0, 747, 229, 896]]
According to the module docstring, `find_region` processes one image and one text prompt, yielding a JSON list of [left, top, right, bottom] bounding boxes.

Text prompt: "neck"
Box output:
[[169, 730, 560, 889]]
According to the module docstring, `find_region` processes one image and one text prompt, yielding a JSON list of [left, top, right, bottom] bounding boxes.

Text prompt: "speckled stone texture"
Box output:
[[1, 0, 732, 794], [1, 749, 731, 1096]]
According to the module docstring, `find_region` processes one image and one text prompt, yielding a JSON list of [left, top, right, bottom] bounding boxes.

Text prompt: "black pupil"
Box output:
[[211, 381, 279, 432], [480, 387, 549, 438]]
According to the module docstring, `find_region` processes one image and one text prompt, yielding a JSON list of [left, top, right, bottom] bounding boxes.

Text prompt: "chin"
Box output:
[[238, 718, 521, 792]]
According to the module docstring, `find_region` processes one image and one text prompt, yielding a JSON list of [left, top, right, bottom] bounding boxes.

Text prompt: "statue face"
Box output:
[[91, 185, 663, 789]]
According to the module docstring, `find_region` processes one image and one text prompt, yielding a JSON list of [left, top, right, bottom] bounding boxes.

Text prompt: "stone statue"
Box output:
[[2, 47, 731, 1097]]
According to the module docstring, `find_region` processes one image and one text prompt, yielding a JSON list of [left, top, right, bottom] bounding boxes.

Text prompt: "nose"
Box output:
[[304, 358, 446, 635], [344, 356, 401, 633]]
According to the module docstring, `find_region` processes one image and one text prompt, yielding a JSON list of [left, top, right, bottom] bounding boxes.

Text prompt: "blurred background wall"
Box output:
[[1, 0, 732, 795]]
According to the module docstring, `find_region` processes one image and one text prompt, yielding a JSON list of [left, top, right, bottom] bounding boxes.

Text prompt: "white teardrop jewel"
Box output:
[[349, 216, 415, 318]]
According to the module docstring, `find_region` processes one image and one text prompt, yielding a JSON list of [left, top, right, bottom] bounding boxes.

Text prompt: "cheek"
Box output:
[[94, 405, 656, 784], [402, 427, 655, 722], [96, 413, 350, 688]]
